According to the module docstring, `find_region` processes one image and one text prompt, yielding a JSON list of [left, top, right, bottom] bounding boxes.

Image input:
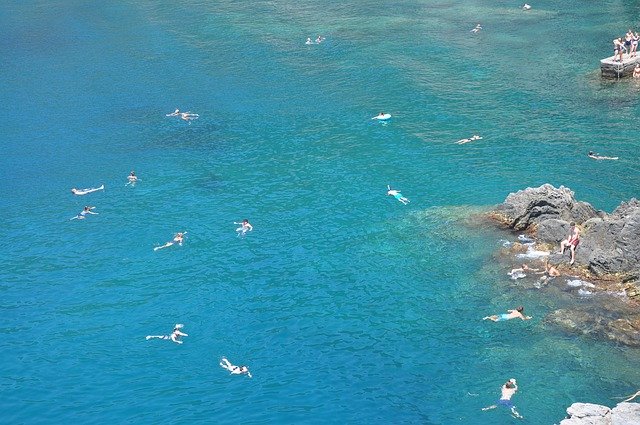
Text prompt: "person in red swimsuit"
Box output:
[[559, 222, 580, 265]]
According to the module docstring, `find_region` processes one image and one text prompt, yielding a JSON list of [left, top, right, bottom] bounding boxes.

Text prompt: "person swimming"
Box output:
[[146, 324, 188, 344], [387, 185, 410, 205], [588, 151, 618, 160], [71, 185, 105, 196], [456, 135, 482, 144], [522, 3, 531, 10], [126, 171, 139, 186], [305, 37, 313, 45], [315, 35, 325, 43], [154, 232, 187, 251], [471, 24, 482, 33], [234, 219, 253, 237], [220, 357, 252, 378], [70, 206, 98, 220], [482, 378, 523, 419], [166, 109, 199, 123], [483, 306, 531, 322]]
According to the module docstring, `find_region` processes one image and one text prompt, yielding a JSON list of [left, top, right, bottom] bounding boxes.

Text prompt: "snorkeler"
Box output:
[[220, 357, 252, 378], [166, 109, 199, 123], [234, 219, 253, 237], [387, 185, 410, 205], [154, 232, 187, 251], [482, 378, 523, 419], [71, 185, 105, 196], [588, 151, 618, 160], [146, 324, 188, 344], [126, 171, 139, 186], [471, 24, 483, 33], [483, 306, 531, 322], [70, 206, 98, 220]]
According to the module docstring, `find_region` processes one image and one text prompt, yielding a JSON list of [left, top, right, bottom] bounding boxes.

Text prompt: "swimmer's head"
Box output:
[[516, 306, 524, 312], [243, 219, 249, 224], [174, 323, 184, 329]]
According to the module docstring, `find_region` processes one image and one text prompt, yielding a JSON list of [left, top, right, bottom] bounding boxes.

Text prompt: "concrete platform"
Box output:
[[601, 53, 639, 78]]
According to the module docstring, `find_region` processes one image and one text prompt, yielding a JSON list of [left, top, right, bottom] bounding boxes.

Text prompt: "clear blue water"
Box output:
[[2, 0, 640, 423]]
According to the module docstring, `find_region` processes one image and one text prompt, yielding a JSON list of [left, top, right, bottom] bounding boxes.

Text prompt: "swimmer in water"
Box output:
[[588, 151, 618, 160], [482, 378, 523, 419], [316, 35, 325, 43], [522, 3, 531, 10], [537, 260, 560, 283], [220, 357, 252, 378], [166, 109, 199, 123], [154, 232, 187, 251], [508, 263, 539, 279], [305, 37, 313, 45], [70, 206, 98, 220], [71, 185, 105, 196], [456, 135, 482, 144], [483, 306, 531, 322], [146, 324, 188, 344], [373, 112, 390, 120], [126, 171, 139, 186], [234, 219, 253, 237], [619, 390, 640, 402], [387, 185, 410, 205], [471, 24, 482, 33]]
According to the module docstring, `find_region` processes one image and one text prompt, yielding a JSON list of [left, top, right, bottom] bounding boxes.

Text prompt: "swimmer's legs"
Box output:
[[154, 242, 174, 251], [146, 335, 169, 340], [511, 407, 523, 419], [481, 405, 497, 411], [483, 315, 499, 322]]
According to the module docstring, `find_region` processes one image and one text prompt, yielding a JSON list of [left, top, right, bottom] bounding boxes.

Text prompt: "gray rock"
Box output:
[[611, 402, 640, 425], [495, 184, 598, 230], [560, 402, 640, 425], [537, 219, 571, 243], [544, 309, 640, 347], [493, 186, 640, 277]]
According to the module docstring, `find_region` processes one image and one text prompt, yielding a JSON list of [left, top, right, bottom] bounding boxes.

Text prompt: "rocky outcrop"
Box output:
[[492, 185, 640, 279], [560, 402, 640, 424], [493, 184, 599, 230]]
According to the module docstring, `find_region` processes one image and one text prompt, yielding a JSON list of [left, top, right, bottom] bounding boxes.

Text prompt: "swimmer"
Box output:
[[305, 37, 313, 45], [538, 260, 560, 283], [71, 185, 105, 196], [234, 219, 253, 237], [154, 232, 187, 251], [508, 263, 539, 279], [471, 24, 482, 34], [482, 378, 523, 419], [522, 3, 531, 10], [125, 171, 139, 186], [315, 35, 325, 43], [70, 206, 98, 220], [145, 324, 188, 344], [634, 64, 640, 78], [456, 134, 482, 144], [220, 357, 252, 378], [387, 185, 410, 205], [372, 112, 390, 120], [179, 111, 199, 123], [166, 109, 180, 117], [588, 151, 618, 160], [483, 306, 531, 322]]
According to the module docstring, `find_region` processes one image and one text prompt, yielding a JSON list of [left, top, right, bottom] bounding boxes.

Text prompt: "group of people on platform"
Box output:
[[612, 29, 640, 62]]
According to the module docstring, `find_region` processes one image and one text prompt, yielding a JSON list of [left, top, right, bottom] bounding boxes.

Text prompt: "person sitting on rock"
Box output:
[[559, 222, 580, 265]]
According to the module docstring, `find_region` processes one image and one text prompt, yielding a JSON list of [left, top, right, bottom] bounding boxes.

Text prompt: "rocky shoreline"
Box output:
[[488, 184, 640, 347], [559, 401, 640, 424]]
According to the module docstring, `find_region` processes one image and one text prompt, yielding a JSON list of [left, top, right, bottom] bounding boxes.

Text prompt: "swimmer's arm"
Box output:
[[175, 330, 188, 336], [247, 371, 252, 378], [170, 334, 183, 344], [522, 316, 532, 320], [85, 211, 98, 215]]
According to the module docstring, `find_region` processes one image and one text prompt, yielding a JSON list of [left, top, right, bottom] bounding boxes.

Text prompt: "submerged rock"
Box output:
[[560, 402, 640, 425], [544, 308, 640, 347]]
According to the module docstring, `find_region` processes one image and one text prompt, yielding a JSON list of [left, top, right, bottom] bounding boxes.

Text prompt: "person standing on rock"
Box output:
[[559, 222, 580, 265], [482, 378, 523, 419]]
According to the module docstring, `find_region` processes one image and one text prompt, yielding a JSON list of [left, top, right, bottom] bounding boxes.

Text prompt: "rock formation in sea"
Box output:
[[559, 402, 640, 424], [490, 184, 640, 347], [491, 184, 640, 280]]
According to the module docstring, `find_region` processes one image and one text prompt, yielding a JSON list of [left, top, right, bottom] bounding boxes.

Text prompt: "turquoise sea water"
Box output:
[[2, 1, 640, 423]]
